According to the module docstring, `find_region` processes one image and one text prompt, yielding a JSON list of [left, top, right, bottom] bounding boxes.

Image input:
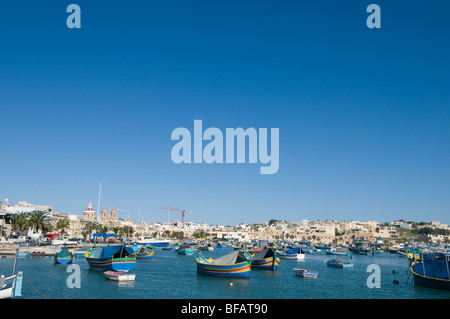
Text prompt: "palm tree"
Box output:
[[9, 212, 30, 234], [56, 218, 70, 236], [120, 226, 134, 237], [111, 227, 121, 235], [83, 221, 99, 241], [28, 210, 52, 234]]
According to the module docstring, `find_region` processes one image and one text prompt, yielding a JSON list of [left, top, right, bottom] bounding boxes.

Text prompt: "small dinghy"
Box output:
[[294, 268, 318, 278], [104, 271, 136, 282]]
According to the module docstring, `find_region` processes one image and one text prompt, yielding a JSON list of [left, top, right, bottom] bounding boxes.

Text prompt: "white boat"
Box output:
[[277, 247, 305, 260], [0, 275, 16, 299], [104, 271, 136, 282], [136, 237, 170, 247], [294, 268, 318, 278]]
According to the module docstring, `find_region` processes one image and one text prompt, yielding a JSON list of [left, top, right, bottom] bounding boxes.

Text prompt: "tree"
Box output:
[[111, 227, 121, 235], [28, 210, 52, 234], [9, 212, 30, 234], [120, 226, 134, 237], [56, 219, 70, 236]]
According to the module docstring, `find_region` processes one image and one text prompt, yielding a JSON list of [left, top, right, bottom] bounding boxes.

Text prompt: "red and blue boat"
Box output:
[[196, 250, 251, 278], [85, 245, 136, 272]]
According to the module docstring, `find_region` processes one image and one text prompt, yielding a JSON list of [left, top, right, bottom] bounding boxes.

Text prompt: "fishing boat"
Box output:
[[136, 237, 170, 247], [326, 247, 350, 256], [314, 243, 330, 250], [327, 258, 353, 268], [0, 275, 16, 299], [294, 268, 318, 278], [85, 245, 136, 272], [135, 247, 154, 259], [350, 238, 375, 255], [277, 247, 305, 260], [74, 248, 90, 258], [196, 250, 251, 278], [104, 271, 136, 282], [36, 238, 50, 246], [54, 247, 74, 264], [249, 247, 280, 271], [410, 252, 450, 290], [176, 244, 196, 255]]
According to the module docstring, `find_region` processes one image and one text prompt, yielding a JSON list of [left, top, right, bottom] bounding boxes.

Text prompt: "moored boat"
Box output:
[[104, 271, 136, 282], [54, 247, 74, 264], [410, 252, 450, 290], [85, 245, 136, 272], [136, 237, 170, 247], [249, 247, 280, 271], [135, 247, 154, 259], [0, 275, 16, 299], [196, 250, 251, 278], [277, 247, 305, 260], [327, 258, 353, 268], [294, 268, 318, 278], [326, 247, 350, 256], [176, 244, 196, 255]]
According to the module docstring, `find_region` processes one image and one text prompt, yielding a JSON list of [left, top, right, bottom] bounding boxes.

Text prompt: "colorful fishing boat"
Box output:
[[36, 238, 50, 246], [410, 252, 450, 290], [135, 247, 154, 259], [85, 245, 136, 272], [294, 268, 318, 278], [74, 248, 91, 258], [327, 258, 353, 268], [196, 251, 251, 278], [350, 238, 375, 255], [54, 247, 74, 264], [249, 247, 280, 271]]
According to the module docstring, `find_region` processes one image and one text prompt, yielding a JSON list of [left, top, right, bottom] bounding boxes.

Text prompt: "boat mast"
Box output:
[[97, 182, 102, 220]]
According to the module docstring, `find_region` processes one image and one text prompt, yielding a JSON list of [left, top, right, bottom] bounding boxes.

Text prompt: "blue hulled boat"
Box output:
[[85, 245, 136, 272], [411, 252, 450, 290], [249, 247, 280, 271], [177, 244, 196, 255], [135, 247, 154, 259], [196, 250, 251, 278], [54, 247, 74, 264]]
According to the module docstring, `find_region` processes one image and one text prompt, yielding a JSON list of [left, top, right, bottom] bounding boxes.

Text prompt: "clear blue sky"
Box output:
[[1, 1, 449, 225]]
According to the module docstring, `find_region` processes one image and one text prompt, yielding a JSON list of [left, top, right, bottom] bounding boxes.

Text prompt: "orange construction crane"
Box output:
[[161, 206, 192, 223]]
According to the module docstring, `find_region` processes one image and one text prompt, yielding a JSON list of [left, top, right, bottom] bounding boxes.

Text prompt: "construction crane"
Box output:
[[161, 206, 191, 223]]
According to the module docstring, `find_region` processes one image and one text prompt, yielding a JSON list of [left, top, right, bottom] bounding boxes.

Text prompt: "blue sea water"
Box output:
[[1, 246, 450, 299]]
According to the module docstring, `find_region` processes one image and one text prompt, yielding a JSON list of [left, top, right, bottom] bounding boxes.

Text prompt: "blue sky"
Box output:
[[0, 1, 449, 225]]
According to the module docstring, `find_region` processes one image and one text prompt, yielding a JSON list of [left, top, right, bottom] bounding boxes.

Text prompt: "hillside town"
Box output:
[[1, 200, 449, 245]]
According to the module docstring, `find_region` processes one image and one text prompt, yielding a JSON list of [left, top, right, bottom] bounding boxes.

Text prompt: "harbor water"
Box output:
[[1, 246, 450, 299]]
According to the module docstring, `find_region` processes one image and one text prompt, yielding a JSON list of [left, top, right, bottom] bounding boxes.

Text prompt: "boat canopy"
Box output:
[[88, 245, 134, 259], [413, 253, 450, 280], [250, 247, 275, 261], [284, 247, 303, 254], [57, 247, 72, 258], [211, 250, 248, 265]]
